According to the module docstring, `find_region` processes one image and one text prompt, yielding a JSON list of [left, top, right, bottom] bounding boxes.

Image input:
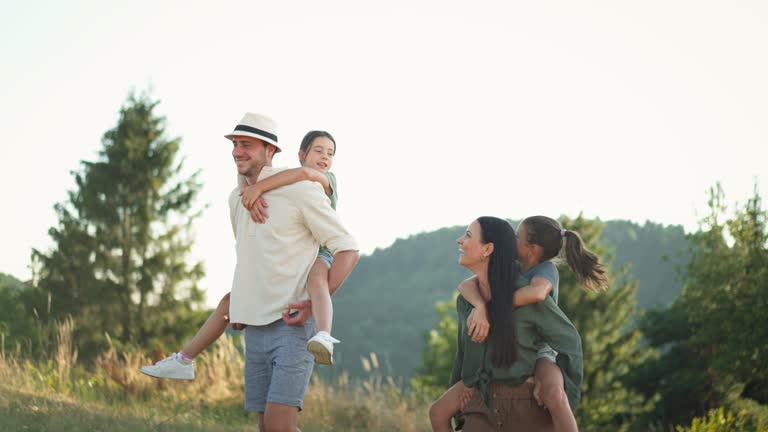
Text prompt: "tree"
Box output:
[[557, 215, 655, 431], [628, 184, 768, 427], [411, 293, 459, 399], [33, 92, 205, 357]]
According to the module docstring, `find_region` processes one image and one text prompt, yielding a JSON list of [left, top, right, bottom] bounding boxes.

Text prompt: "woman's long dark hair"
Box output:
[[477, 216, 521, 368], [521, 215, 609, 292]]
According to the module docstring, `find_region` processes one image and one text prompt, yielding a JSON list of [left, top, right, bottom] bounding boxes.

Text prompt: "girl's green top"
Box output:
[[450, 279, 583, 411], [318, 172, 338, 256]]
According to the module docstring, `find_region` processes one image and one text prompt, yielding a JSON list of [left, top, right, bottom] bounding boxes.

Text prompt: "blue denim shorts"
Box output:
[[244, 316, 316, 412], [317, 249, 333, 267]]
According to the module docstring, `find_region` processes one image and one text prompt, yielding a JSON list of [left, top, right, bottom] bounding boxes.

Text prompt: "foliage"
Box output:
[[628, 184, 768, 427], [0, 273, 50, 356], [675, 407, 768, 432], [549, 215, 655, 431], [31, 92, 205, 359], [410, 293, 459, 399]]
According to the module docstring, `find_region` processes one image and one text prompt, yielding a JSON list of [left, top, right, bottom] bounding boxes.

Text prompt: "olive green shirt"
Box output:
[[450, 284, 583, 411]]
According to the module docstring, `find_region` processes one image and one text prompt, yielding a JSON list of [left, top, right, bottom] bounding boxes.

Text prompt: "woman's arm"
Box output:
[[513, 277, 553, 306], [241, 167, 331, 208]]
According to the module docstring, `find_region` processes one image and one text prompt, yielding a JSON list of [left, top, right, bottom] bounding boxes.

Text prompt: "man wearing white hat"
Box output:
[[225, 113, 359, 431]]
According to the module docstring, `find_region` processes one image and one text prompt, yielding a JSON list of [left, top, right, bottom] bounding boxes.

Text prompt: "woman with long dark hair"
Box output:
[[459, 215, 607, 431], [429, 217, 583, 431]]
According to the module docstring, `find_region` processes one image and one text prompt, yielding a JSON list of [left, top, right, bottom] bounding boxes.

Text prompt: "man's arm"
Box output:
[[283, 250, 358, 326], [328, 250, 360, 295], [283, 183, 359, 326]]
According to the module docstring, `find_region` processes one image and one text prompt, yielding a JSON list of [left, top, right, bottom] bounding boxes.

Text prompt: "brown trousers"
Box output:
[[461, 382, 554, 432]]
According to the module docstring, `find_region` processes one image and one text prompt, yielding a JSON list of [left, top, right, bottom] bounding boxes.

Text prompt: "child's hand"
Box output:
[[467, 306, 490, 343], [459, 387, 475, 411], [240, 186, 270, 223], [530, 376, 544, 408], [240, 185, 263, 208]]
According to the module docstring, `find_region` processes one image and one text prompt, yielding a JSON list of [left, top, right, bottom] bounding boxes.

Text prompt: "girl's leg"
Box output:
[[429, 381, 468, 432], [307, 258, 332, 333], [180, 292, 232, 358], [306, 257, 338, 365], [534, 359, 578, 432]]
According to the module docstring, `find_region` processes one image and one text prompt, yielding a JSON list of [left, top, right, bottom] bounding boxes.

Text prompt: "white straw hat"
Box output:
[[224, 112, 281, 152]]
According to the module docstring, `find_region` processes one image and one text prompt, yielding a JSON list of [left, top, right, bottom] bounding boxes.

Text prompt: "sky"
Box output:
[[1, 0, 766, 307]]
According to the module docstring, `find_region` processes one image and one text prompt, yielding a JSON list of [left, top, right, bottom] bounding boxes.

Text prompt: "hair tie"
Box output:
[[560, 229, 567, 237]]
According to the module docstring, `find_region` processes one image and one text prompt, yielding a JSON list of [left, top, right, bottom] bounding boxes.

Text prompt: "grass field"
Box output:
[[0, 319, 431, 432]]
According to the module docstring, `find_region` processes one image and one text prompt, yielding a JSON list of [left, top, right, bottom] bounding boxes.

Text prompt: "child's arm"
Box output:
[[241, 167, 331, 208], [513, 277, 553, 306], [458, 277, 490, 343]]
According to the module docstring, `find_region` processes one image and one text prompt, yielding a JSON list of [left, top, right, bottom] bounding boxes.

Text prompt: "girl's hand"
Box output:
[[240, 185, 262, 207], [240, 186, 270, 223], [247, 197, 269, 224], [467, 306, 490, 343], [459, 387, 475, 411]]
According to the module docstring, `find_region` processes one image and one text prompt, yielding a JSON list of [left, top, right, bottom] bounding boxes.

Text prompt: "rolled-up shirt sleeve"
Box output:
[[298, 183, 358, 254]]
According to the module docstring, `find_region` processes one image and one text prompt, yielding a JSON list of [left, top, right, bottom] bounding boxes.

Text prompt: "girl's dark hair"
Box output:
[[521, 215, 609, 292], [477, 216, 520, 368], [299, 130, 336, 154]]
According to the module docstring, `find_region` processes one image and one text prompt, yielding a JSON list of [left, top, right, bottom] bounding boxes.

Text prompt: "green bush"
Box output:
[[676, 407, 768, 432]]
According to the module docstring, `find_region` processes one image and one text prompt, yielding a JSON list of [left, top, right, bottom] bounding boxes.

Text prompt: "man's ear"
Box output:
[[266, 144, 278, 160]]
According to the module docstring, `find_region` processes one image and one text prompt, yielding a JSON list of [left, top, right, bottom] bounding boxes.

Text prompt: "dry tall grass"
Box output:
[[0, 319, 431, 431]]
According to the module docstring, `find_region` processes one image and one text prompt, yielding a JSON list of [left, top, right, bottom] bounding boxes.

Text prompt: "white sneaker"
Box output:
[[140, 352, 195, 380], [307, 331, 340, 365]]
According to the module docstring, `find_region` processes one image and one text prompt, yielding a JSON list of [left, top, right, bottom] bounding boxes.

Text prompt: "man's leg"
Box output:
[[244, 326, 271, 423], [263, 403, 301, 432], [262, 317, 316, 432]]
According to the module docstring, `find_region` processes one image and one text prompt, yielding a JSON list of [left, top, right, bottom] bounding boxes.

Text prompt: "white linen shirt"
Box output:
[[228, 167, 358, 326]]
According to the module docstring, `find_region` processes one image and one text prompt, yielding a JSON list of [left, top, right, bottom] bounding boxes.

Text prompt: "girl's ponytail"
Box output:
[[521, 216, 609, 292], [562, 229, 608, 292]]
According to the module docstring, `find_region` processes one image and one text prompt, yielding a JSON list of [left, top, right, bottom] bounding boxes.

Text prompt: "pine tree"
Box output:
[[556, 215, 655, 431], [33, 92, 205, 357]]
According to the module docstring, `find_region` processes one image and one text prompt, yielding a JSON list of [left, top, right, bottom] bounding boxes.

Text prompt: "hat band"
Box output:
[[234, 125, 278, 143]]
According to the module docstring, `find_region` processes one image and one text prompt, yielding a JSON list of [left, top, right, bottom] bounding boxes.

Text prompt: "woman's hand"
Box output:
[[467, 306, 490, 343]]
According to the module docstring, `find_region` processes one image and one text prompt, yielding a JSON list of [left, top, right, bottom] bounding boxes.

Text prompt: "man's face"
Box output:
[[231, 136, 273, 179]]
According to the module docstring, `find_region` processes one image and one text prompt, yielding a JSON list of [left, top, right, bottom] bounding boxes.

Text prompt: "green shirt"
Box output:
[[450, 283, 583, 411], [318, 172, 338, 256]]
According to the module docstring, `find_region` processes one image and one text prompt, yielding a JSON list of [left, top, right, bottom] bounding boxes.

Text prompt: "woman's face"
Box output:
[[299, 136, 335, 173], [456, 220, 489, 268], [516, 223, 533, 260]]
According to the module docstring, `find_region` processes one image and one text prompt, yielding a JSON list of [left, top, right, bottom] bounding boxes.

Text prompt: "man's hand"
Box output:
[[282, 300, 313, 326], [467, 306, 490, 343]]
